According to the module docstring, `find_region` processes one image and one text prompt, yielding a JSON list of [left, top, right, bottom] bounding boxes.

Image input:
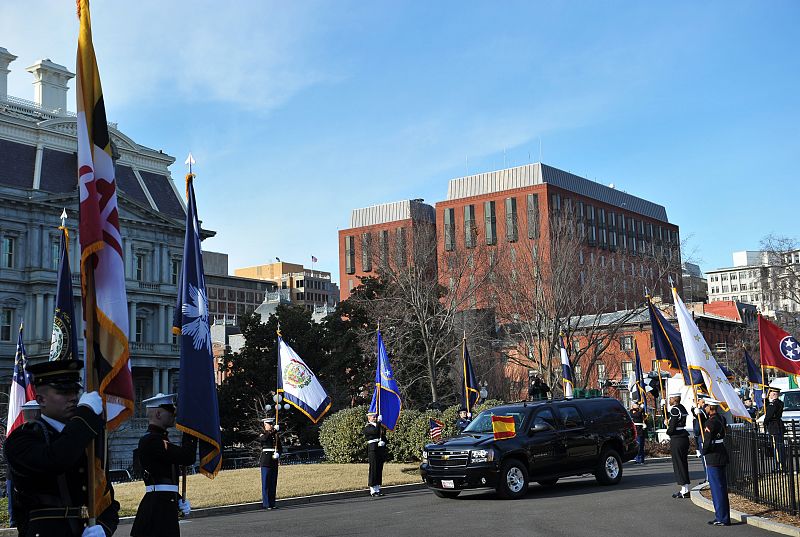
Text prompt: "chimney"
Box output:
[[26, 58, 74, 113], [0, 47, 17, 101]]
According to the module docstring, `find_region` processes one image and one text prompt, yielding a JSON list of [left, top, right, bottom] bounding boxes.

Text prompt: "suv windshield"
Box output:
[[783, 392, 800, 411], [462, 409, 527, 434]]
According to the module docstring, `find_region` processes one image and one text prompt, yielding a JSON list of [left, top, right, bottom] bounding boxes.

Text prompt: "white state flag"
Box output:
[[671, 288, 750, 420], [277, 337, 331, 423]]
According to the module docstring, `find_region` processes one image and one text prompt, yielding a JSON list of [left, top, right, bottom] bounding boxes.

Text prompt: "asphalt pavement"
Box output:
[[175, 458, 775, 537]]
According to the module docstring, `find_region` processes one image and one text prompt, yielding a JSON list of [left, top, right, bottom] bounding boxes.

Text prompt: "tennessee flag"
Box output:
[[759, 315, 800, 376], [76, 0, 133, 429], [492, 415, 516, 440]]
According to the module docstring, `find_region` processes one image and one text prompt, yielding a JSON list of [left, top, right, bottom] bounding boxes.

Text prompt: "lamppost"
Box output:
[[479, 381, 488, 400]]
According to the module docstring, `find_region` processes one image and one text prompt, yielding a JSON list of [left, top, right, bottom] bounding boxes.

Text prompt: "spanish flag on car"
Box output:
[[492, 415, 516, 440]]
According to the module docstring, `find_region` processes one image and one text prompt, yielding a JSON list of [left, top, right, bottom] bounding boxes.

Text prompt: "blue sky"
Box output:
[[2, 1, 798, 281]]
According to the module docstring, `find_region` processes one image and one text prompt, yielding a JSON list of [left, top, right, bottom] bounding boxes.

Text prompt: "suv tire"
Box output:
[[496, 459, 529, 499], [433, 490, 461, 499], [595, 448, 622, 485]]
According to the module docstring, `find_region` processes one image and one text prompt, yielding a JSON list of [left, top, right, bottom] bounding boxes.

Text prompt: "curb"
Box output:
[[118, 481, 427, 524], [690, 483, 800, 536]]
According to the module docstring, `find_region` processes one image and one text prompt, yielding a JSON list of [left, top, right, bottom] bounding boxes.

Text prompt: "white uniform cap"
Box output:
[[143, 393, 177, 408], [21, 400, 40, 410], [669, 392, 683, 398], [702, 398, 722, 406], [262, 417, 275, 424]]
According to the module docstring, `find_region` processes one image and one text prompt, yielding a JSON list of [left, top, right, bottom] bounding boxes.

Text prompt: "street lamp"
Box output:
[[479, 381, 488, 400]]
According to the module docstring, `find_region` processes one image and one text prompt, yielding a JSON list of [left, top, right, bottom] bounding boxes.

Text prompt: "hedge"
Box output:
[[319, 399, 506, 463]]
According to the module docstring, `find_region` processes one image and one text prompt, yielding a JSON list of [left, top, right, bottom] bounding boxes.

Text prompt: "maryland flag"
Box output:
[[76, 0, 133, 517], [76, 0, 133, 429], [491, 415, 516, 440]]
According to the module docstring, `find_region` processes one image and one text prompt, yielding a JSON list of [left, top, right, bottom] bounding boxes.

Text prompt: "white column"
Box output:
[[34, 293, 44, 340], [158, 304, 166, 343], [44, 294, 53, 341], [152, 368, 160, 395], [167, 306, 175, 338], [161, 369, 169, 394], [129, 301, 137, 342]]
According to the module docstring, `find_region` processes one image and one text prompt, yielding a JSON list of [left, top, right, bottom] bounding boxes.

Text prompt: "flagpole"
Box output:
[[275, 327, 282, 455], [84, 262, 98, 526], [645, 294, 669, 424], [462, 332, 469, 417]]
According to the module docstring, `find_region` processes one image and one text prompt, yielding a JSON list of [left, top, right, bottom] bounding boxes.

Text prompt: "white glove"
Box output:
[[178, 498, 191, 516], [377, 440, 385, 447], [82, 525, 106, 537], [274, 424, 280, 431], [272, 452, 280, 460], [642, 423, 647, 429], [660, 400, 666, 407], [78, 391, 103, 415], [377, 415, 383, 423]]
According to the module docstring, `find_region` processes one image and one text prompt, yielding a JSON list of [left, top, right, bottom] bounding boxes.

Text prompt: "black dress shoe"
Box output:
[[377, 492, 385, 496], [712, 521, 730, 526], [370, 492, 379, 497]]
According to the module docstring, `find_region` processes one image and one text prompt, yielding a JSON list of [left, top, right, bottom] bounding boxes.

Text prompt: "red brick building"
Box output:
[[338, 199, 435, 301]]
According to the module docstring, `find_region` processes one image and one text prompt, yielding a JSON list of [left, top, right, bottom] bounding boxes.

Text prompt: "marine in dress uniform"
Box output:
[[702, 399, 730, 526], [455, 408, 472, 433], [363, 412, 387, 497], [130, 393, 197, 537], [665, 392, 691, 498], [3, 360, 119, 537], [258, 418, 281, 510], [629, 403, 646, 464], [763, 387, 786, 470]]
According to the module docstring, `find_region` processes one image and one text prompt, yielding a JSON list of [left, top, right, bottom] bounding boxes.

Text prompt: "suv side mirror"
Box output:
[[530, 422, 553, 434]]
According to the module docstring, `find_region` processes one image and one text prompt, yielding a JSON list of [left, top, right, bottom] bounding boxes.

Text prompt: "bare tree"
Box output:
[[760, 234, 800, 329], [491, 206, 683, 397]]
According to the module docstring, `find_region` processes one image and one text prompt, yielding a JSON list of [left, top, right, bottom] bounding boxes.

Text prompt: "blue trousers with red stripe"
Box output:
[[707, 465, 730, 525]]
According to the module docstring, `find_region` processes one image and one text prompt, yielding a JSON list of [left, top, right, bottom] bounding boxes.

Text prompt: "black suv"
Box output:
[[420, 397, 638, 499]]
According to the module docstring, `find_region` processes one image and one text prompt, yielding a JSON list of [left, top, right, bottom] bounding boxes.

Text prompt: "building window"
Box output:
[[505, 197, 518, 243], [171, 259, 181, 285], [444, 208, 455, 251], [396, 227, 407, 267], [620, 335, 634, 351], [361, 232, 372, 272], [379, 230, 389, 266], [527, 194, 539, 239], [1, 237, 15, 269], [621, 361, 633, 380], [484, 201, 497, 246], [135, 318, 145, 343], [551, 193, 561, 213], [464, 205, 476, 248], [597, 363, 606, 382], [344, 235, 355, 274], [51, 241, 60, 270], [135, 253, 145, 281], [0, 309, 12, 341], [573, 364, 582, 384]]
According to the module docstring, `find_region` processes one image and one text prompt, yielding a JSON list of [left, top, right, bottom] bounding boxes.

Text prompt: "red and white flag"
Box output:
[[5, 323, 36, 437], [76, 0, 133, 430], [759, 315, 800, 376]]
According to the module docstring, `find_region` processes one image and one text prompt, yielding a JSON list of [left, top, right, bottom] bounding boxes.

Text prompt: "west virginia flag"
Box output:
[[492, 415, 516, 440], [278, 336, 331, 424], [76, 0, 133, 429], [174, 173, 222, 478]]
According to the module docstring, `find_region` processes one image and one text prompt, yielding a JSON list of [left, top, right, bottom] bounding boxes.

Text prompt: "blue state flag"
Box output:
[[744, 348, 764, 410], [634, 342, 648, 413], [49, 224, 78, 362], [462, 338, 480, 415], [369, 330, 401, 430], [174, 173, 222, 478], [648, 300, 703, 386]]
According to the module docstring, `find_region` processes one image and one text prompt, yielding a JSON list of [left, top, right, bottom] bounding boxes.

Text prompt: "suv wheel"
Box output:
[[433, 490, 461, 499], [496, 460, 529, 499], [595, 448, 622, 485]]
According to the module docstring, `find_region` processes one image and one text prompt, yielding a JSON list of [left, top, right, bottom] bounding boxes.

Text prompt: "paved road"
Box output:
[[175, 459, 773, 536]]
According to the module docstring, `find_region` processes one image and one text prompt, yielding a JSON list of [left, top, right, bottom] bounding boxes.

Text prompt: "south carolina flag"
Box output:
[[492, 415, 516, 440], [277, 337, 331, 423]]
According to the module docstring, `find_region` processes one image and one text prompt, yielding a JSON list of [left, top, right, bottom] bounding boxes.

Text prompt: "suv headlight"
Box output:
[[469, 449, 494, 464], [422, 450, 428, 462]]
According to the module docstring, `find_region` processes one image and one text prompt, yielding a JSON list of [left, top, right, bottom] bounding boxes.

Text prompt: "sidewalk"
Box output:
[[691, 483, 800, 537]]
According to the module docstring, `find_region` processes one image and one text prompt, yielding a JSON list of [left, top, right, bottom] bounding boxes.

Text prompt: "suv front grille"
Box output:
[[428, 450, 470, 468]]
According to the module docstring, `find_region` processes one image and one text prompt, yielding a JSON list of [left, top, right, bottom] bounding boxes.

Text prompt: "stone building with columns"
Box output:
[[0, 47, 195, 463]]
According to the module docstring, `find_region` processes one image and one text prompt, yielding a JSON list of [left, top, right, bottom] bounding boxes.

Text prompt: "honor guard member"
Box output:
[[743, 397, 758, 420], [664, 391, 691, 498], [131, 393, 197, 537], [629, 403, 646, 464], [258, 418, 281, 510], [763, 386, 786, 470], [455, 408, 472, 433], [691, 395, 709, 483], [3, 360, 119, 537], [363, 412, 387, 497], [702, 399, 731, 526]]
